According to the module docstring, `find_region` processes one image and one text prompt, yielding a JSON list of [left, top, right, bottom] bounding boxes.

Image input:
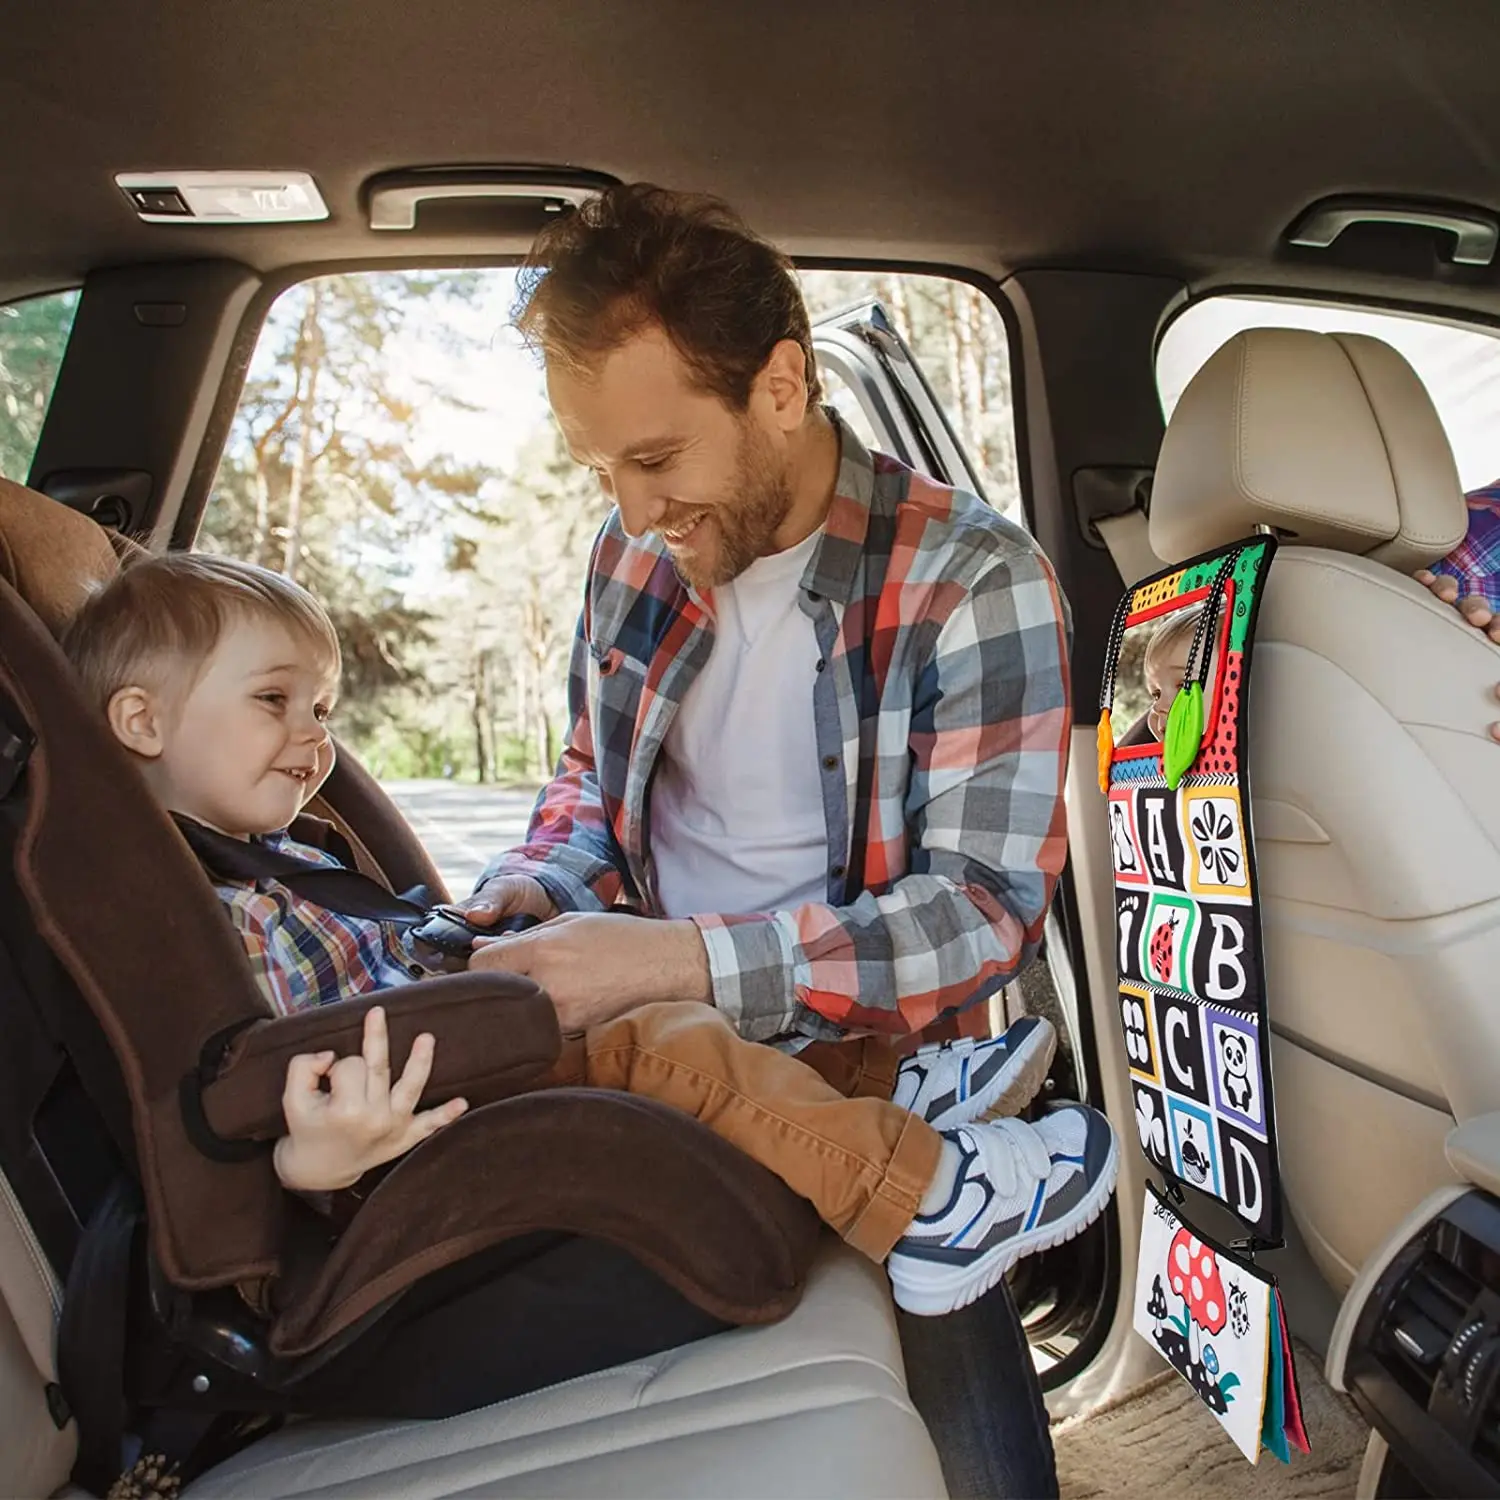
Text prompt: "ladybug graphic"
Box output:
[[1149, 910, 1180, 984]]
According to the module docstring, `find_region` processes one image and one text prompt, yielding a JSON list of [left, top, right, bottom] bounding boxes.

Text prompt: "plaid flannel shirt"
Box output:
[[213, 831, 425, 1016], [482, 415, 1073, 1044], [1429, 481, 1500, 612]]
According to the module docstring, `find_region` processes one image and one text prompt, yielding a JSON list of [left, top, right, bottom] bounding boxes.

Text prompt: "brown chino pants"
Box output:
[[544, 1002, 943, 1260]]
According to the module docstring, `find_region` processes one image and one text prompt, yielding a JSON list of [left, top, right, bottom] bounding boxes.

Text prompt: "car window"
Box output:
[[1157, 294, 1500, 491], [801, 271, 1019, 515], [202, 268, 1020, 891], [0, 290, 81, 483]]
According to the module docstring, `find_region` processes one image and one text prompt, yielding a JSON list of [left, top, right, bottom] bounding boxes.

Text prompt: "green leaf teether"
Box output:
[[1163, 680, 1204, 789]]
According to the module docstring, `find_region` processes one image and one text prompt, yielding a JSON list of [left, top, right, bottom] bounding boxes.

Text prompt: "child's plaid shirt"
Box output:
[[213, 831, 425, 1015], [1430, 481, 1500, 613]]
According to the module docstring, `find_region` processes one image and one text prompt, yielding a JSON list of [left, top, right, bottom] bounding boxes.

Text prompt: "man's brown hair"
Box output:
[[62, 551, 341, 713], [513, 183, 822, 409]]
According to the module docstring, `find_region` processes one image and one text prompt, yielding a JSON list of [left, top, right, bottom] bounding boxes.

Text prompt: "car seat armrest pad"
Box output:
[[1446, 1114, 1500, 1199], [268, 1088, 823, 1357], [201, 972, 563, 1144]]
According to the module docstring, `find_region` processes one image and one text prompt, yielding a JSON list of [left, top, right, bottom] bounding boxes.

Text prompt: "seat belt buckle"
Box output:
[[0, 724, 34, 801]]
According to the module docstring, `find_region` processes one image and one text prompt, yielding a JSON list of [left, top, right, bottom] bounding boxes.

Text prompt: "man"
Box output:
[[465, 184, 1072, 1061], [461, 182, 1078, 1493]]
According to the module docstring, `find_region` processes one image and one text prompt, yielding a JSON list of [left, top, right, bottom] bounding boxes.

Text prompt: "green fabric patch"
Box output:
[[1178, 549, 1260, 652]]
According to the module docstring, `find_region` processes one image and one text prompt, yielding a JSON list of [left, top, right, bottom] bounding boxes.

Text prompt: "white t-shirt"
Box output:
[[650, 530, 829, 919]]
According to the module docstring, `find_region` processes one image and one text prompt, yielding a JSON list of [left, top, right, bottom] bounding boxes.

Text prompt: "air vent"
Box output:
[[1379, 1249, 1480, 1405], [1344, 1191, 1500, 1497]]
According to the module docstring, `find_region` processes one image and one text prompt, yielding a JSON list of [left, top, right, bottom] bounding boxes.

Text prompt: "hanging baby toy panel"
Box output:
[[1099, 534, 1281, 1241], [1100, 534, 1308, 1464]]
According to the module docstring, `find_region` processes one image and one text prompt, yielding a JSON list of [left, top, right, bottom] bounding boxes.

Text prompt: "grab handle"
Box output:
[[367, 170, 614, 231], [1287, 198, 1498, 266]]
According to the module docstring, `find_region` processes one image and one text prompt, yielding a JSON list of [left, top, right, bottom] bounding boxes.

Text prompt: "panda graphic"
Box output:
[[1218, 1029, 1255, 1115]]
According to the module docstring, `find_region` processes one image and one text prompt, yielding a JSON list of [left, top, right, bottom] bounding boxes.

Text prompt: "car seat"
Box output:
[[0, 477, 826, 1492], [1148, 327, 1500, 1293]]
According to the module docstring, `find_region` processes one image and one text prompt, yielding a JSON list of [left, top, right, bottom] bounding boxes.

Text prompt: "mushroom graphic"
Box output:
[[1168, 1226, 1227, 1370], [1146, 1274, 1169, 1333]]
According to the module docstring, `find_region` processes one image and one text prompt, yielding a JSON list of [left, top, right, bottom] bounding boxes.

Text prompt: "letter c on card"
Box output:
[[1165, 1006, 1195, 1090]]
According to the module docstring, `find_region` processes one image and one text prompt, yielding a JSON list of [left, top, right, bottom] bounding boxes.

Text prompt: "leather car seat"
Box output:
[[1150, 326, 1500, 1294], [0, 1157, 946, 1499]]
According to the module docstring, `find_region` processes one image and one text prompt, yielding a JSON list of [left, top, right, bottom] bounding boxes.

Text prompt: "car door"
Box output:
[[812, 300, 988, 497]]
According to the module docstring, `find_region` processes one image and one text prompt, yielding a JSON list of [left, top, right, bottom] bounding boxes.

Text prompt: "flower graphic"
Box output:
[[1191, 800, 1242, 885], [1136, 1088, 1166, 1158]]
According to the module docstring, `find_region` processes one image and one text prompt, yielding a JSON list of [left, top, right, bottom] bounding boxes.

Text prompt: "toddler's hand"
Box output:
[[1412, 568, 1500, 742], [1413, 568, 1500, 644], [273, 1005, 468, 1193]]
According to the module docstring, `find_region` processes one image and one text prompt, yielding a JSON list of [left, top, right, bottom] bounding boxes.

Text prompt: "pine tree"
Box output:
[[202, 272, 503, 774], [0, 291, 79, 482]]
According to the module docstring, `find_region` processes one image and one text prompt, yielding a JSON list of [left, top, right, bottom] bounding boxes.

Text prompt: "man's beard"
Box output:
[[661, 421, 793, 592]]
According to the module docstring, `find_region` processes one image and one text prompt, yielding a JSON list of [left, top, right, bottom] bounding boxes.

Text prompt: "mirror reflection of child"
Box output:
[[1143, 605, 1204, 742]]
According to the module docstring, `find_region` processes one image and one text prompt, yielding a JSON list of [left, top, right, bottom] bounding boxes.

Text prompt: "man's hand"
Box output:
[[272, 1006, 468, 1193], [1413, 569, 1500, 742], [470, 913, 712, 1031], [459, 873, 559, 930]]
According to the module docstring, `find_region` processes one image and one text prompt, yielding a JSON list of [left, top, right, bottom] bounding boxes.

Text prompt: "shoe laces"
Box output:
[[967, 1117, 1053, 1199]]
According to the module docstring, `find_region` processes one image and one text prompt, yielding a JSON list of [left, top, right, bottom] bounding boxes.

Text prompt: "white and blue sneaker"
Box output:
[[891, 1016, 1057, 1131], [887, 1105, 1119, 1316]]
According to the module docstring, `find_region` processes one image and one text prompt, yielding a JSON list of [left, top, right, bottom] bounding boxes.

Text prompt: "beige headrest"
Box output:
[[1150, 327, 1467, 572], [0, 478, 124, 638]]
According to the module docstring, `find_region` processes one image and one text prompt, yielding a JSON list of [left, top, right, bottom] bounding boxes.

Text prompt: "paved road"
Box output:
[[380, 779, 541, 897]]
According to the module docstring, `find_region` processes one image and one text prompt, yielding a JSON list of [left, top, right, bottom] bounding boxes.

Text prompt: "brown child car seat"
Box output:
[[0, 479, 822, 1493]]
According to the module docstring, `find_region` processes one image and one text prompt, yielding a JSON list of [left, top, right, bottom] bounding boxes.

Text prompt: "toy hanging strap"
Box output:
[[1163, 544, 1244, 790]]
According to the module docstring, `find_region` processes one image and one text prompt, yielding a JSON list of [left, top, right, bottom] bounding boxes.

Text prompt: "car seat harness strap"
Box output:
[[170, 814, 433, 924]]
